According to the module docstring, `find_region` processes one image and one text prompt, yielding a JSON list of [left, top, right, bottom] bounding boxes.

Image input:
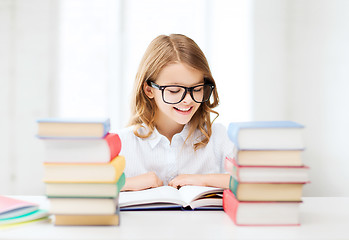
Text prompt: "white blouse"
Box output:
[[116, 123, 235, 186]]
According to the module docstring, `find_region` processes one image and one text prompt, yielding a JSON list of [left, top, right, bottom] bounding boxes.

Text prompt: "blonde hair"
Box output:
[[129, 34, 219, 150]]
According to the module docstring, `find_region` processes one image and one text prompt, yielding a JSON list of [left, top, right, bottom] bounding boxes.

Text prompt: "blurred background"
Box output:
[[1, 0, 348, 196]]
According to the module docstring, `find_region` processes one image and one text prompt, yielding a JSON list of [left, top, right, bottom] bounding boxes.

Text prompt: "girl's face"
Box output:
[[144, 62, 204, 129]]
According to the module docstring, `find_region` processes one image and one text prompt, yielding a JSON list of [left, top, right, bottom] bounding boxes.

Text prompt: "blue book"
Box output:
[[227, 121, 305, 150], [37, 118, 110, 139]]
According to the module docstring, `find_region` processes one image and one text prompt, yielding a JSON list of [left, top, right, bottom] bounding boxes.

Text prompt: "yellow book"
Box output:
[[54, 214, 119, 226], [43, 155, 125, 183]]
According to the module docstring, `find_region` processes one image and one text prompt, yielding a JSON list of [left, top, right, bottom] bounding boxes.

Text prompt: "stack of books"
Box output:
[[37, 118, 126, 226], [223, 121, 310, 226]]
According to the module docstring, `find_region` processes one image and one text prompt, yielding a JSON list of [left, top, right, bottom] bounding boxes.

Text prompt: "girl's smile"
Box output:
[[173, 106, 193, 115]]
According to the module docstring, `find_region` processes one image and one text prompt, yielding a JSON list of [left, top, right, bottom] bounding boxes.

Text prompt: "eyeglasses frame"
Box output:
[[146, 80, 215, 104]]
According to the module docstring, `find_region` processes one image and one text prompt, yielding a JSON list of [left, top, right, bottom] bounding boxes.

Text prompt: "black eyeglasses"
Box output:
[[146, 80, 215, 104]]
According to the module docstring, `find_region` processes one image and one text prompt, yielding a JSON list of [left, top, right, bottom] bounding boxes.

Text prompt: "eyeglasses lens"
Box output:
[[163, 85, 212, 104]]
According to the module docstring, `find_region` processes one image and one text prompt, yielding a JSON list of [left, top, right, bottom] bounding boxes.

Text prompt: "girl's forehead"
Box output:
[[156, 62, 204, 86]]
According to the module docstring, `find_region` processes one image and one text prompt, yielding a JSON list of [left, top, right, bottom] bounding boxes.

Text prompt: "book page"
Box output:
[[119, 186, 186, 208], [178, 186, 224, 207]]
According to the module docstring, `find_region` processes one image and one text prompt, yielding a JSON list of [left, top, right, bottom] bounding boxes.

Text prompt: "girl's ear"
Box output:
[[143, 81, 154, 99]]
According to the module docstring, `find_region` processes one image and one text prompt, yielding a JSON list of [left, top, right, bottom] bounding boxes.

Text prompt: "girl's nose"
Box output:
[[181, 91, 193, 104]]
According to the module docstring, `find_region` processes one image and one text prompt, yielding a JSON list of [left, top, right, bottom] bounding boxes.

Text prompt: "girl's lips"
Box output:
[[173, 106, 193, 115]]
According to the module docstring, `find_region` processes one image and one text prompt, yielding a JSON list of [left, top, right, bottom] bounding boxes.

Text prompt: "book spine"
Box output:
[[223, 190, 239, 225], [105, 133, 122, 160], [102, 119, 111, 137], [227, 123, 241, 148], [110, 156, 126, 183], [229, 176, 239, 197], [117, 173, 126, 191]]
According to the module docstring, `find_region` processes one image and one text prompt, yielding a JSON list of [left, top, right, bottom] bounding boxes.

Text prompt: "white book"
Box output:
[[48, 198, 118, 215], [41, 133, 121, 163]]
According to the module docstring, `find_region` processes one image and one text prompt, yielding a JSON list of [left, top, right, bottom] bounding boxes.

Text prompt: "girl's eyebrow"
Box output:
[[163, 81, 205, 86]]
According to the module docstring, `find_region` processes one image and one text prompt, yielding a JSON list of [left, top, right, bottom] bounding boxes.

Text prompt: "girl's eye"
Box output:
[[193, 87, 203, 92], [166, 87, 181, 94]]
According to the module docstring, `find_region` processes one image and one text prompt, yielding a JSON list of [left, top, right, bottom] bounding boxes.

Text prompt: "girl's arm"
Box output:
[[168, 174, 230, 189], [121, 172, 163, 191]]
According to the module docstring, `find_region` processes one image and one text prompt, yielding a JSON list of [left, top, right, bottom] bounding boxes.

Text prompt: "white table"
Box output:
[[1, 196, 349, 240]]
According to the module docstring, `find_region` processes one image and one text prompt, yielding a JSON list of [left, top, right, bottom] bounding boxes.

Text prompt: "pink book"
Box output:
[[225, 157, 310, 183], [0, 196, 38, 219]]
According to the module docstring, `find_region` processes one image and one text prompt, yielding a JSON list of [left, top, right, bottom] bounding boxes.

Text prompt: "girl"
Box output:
[[118, 34, 235, 191]]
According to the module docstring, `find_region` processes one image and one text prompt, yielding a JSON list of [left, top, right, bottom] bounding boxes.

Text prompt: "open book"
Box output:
[[119, 186, 224, 210]]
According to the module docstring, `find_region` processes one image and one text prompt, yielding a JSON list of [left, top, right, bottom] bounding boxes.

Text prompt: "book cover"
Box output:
[[43, 133, 121, 163], [43, 155, 126, 183], [229, 176, 304, 201], [37, 118, 110, 138], [0, 209, 49, 226], [227, 121, 305, 150], [223, 190, 301, 226], [119, 186, 223, 210], [0, 196, 39, 220], [45, 173, 126, 198]]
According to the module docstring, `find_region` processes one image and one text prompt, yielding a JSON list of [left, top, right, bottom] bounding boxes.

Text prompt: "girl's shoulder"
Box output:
[[115, 126, 135, 140], [115, 124, 150, 141], [209, 122, 233, 146], [211, 122, 228, 136]]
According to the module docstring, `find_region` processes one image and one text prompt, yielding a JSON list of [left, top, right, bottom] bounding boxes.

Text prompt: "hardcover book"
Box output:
[[229, 177, 304, 201], [227, 121, 305, 150], [54, 214, 119, 226], [225, 157, 310, 183], [235, 150, 303, 166], [45, 173, 125, 198], [37, 118, 110, 138], [223, 190, 301, 226], [49, 197, 119, 215], [42, 133, 121, 163], [43, 155, 125, 183]]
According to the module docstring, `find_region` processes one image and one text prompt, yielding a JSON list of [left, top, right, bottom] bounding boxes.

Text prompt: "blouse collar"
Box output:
[[146, 124, 193, 149]]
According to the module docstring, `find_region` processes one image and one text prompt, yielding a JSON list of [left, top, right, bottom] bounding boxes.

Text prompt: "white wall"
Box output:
[[2, 0, 349, 197], [252, 0, 349, 196], [0, 0, 58, 194]]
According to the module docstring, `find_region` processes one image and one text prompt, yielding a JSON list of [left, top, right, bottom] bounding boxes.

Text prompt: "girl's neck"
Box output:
[[155, 121, 185, 143]]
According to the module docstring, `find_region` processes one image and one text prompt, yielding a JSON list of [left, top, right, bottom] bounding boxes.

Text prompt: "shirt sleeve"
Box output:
[[116, 126, 147, 178]]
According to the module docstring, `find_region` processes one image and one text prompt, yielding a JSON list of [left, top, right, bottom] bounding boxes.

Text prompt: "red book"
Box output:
[[42, 133, 121, 163], [225, 157, 310, 183], [223, 190, 301, 226]]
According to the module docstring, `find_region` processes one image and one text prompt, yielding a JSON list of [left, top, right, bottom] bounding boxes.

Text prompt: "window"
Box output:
[[57, 0, 253, 131]]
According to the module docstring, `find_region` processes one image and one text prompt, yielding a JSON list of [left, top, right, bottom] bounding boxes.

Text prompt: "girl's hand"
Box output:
[[168, 174, 205, 189], [122, 172, 163, 191], [168, 174, 230, 189]]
